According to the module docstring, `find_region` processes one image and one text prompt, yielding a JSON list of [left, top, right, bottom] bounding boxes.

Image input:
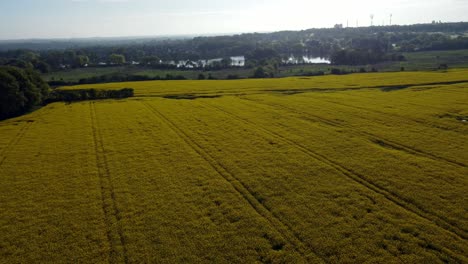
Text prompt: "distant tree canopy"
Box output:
[[141, 56, 161, 65], [1, 22, 467, 70], [331, 49, 405, 65], [0, 66, 50, 119], [75, 55, 90, 67], [246, 48, 281, 64], [109, 54, 126, 65], [253, 67, 268, 78]]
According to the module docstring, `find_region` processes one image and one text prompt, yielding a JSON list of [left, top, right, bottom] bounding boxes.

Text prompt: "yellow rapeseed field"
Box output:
[[1, 70, 467, 263]]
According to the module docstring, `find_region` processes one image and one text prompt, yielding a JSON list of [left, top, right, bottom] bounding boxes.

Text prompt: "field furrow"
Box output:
[[206, 96, 468, 235], [0, 105, 54, 158], [142, 101, 323, 262], [0, 121, 33, 167], [90, 102, 128, 263], [150, 98, 467, 262], [317, 94, 466, 133], [0, 102, 110, 263], [239, 94, 466, 169], [85, 99, 314, 262], [240, 91, 467, 167], [201, 100, 467, 241], [2, 70, 467, 263]]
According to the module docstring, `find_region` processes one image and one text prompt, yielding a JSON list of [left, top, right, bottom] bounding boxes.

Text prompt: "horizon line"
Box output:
[[1, 21, 467, 42]]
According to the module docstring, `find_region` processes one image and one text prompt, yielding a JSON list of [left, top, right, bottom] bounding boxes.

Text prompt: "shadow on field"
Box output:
[[163, 94, 223, 100], [438, 113, 468, 123], [380, 85, 410, 92], [381, 80, 468, 92]]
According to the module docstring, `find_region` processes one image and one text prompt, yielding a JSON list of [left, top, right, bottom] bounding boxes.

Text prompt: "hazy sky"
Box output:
[[1, 0, 467, 39]]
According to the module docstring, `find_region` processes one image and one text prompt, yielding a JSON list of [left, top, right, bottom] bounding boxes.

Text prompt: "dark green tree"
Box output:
[[109, 54, 126, 65], [253, 67, 267, 78], [34, 61, 51, 73], [0, 66, 50, 120], [141, 56, 160, 65], [75, 55, 90, 67]]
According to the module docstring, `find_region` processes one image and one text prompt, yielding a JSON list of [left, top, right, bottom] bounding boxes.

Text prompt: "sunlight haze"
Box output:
[[0, 0, 467, 39]]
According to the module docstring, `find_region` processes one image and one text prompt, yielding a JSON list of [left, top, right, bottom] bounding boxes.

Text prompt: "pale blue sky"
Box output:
[[1, 0, 467, 39]]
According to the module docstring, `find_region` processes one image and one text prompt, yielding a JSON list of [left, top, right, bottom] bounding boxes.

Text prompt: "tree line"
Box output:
[[0, 66, 134, 120], [46, 88, 134, 103], [1, 22, 467, 72]]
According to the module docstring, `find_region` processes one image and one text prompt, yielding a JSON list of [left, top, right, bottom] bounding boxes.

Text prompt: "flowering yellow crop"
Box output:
[[1, 70, 467, 262]]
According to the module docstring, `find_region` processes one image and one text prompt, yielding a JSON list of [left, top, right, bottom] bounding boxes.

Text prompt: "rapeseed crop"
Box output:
[[1, 70, 467, 262]]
